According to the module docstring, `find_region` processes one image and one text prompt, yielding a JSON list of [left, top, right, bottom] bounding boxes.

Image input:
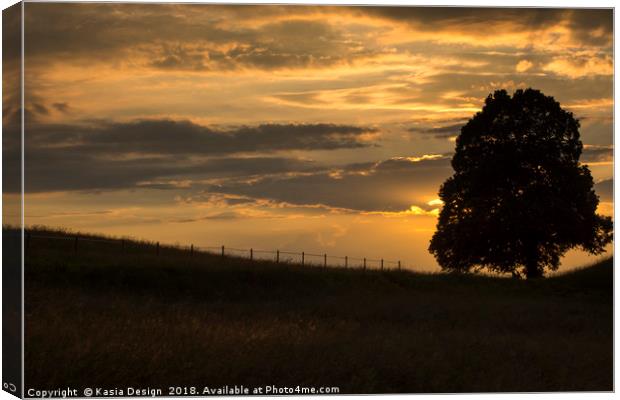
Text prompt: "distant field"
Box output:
[[21, 228, 613, 393]]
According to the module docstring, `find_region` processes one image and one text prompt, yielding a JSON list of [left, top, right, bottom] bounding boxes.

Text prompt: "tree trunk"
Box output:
[[525, 260, 541, 279], [525, 243, 542, 279]]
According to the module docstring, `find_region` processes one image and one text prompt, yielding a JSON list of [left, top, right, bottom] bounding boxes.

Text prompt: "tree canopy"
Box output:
[[429, 88, 613, 279]]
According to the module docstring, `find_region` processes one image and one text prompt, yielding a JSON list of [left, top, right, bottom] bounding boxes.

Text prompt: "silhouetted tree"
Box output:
[[429, 89, 612, 279]]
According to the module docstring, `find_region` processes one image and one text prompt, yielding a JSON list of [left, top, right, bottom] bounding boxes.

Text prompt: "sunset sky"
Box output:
[[5, 4, 613, 271]]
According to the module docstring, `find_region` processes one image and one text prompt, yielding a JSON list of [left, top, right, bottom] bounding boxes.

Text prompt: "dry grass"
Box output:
[[22, 228, 613, 393]]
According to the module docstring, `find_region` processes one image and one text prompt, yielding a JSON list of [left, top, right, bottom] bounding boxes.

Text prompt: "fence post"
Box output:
[[345, 256, 348, 268], [156, 242, 160, 256], [363, 258, 366, 270], [398, 260, 401, 270], [276, 250, 279, 263], [381, 259, 384, 270], [74, 236, 78, 254], [250, 248, 253, 261], [221, 245, 225, 257], [190, 244, 194, 257], [302, 252, 305, 266], [324, 253, 327, 268]]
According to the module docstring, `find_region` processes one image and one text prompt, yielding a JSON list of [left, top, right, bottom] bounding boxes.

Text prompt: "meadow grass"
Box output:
[[21, 228, 613, 393]]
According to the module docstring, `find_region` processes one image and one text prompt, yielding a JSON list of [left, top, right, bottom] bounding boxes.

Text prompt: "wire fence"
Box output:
[[23, 230, 404, 271]]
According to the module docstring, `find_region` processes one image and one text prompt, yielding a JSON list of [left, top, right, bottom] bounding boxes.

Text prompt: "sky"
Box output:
[[3, 4, 613, 272]]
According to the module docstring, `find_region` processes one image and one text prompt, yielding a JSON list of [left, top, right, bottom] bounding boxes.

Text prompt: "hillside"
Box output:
[[20, 228, 613, 393]]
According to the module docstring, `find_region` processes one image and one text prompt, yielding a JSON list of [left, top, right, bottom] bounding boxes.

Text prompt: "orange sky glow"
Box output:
[[3, 4, 613, 272]]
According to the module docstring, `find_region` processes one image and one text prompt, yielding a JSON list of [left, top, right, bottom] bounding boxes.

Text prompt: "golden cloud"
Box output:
[[515, 59, 534, 72]]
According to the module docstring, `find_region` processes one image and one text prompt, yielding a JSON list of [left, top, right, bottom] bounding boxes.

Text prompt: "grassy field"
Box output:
[[21, 228, 613, 393]]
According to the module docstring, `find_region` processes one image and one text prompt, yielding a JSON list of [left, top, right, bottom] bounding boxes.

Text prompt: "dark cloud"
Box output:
[[174, 209, 282, 223], [356, 6, 562, 27], [273, 92, 327, 105], [24, 4, 237, 61], [567, 9, 613, 46], [417, 73, 612, 105], [221, 197, 257, 206], [20, 150, 320, 193], [24, 119, 376, 156], [6, 95, 67, 125], [207, 156, 453, 212], [581, 145, 613, 163], [578, 117, 614, 146], [191, 211, 245, 221], [52, 102, 71, 113], [150, 44, 210, 71], [11, 118, 376, 193], [408, 123, 464, 139], [200, 212, 241, 220], [356, 7, 611, 46], [200, 148, 610, 213], [24, 4, 373, 71], [594, 179, 612, 203], [32, 103, 49, 116], [16, 112, 452, 211], [217, 19, 369, 70], [22, 4, 610, 74], [146, 18, 373, 71]]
